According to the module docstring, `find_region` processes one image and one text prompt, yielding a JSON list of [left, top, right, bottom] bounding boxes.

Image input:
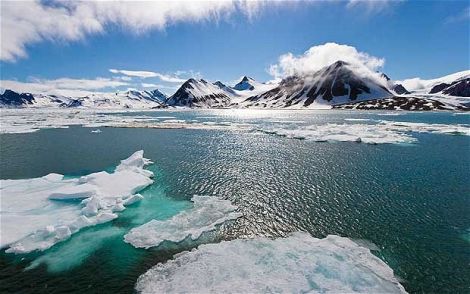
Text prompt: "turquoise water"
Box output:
[[0, 110, 469, 293]]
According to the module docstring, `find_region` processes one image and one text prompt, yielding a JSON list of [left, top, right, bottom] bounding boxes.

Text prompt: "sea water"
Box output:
[[0, 110, 469, 293]]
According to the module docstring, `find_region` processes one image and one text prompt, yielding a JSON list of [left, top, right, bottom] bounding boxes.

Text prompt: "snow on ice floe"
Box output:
[[0, 151, 153, 253], [124, 195, 242, 249], [256, 123, 416, 144], [380, 121, 470, 136], [135, 232, 406, 294], [1, 109, 468, 145], [256, 121, 470, 144]]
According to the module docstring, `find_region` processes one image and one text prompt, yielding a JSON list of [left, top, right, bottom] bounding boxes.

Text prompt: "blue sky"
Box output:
[[1, 0, 469, 95]]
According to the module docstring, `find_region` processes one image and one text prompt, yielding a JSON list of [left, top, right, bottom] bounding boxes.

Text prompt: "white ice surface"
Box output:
[[256, 123, 416, 144], [135, 232, 406, 294], [1, 109, 468, 145], [124, 195, 242, 248], [256, 120, 470, 144], [0, 151, 153, 253]]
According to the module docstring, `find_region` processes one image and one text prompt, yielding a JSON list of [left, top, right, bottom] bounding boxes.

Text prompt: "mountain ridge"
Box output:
[[2, 61, 469, 110]]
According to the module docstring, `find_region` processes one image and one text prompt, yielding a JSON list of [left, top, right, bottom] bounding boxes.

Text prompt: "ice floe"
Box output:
[[124, 195, 242, 249], [256, 123, 417, 144], [256, 120, 470, 144], [135, 232, 406, 294], [1, 109, 468, 145], [0, 151, 153, 253], [380, 121, 470, 136]]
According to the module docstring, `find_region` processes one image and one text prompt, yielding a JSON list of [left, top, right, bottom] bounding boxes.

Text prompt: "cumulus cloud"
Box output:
[[268, 42, 385, 80], [0, 77, 128, 96], [0, 0, 267, 62], [109, 69, 186, 82]]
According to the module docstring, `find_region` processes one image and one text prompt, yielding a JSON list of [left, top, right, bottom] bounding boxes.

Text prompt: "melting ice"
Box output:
[[124, 195, 242, 248], [135, 232, 407, 294], [0, 151, 153, 253]]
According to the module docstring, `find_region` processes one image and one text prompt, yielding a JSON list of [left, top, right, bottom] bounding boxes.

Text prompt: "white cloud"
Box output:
[[141, 83, 160, 88], [1, 1, 404, 62], [268, 42, 385, 80], [0, 77, 128, 96], [109, 69, 186, 82], [109, 69, 158, 79], [346, 0, 404, 13], [445, 6, 470, 24], [0, 0, 266, 62]]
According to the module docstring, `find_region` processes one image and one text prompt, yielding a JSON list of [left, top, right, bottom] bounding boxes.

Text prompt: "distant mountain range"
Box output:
[[2, 61, 469, 111]]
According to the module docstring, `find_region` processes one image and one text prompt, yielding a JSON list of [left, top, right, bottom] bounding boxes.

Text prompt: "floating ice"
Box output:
[[380, 121, 470, 136], [0, 151, 153, 253], [1, 109, 468, 146], [91, 129, 102, 133], [135, 232, 406, 294], [256, 123, 416, 144], [124, 195, 242, 249], [344, 118, 372, 121], [256, 120, 470, 144]]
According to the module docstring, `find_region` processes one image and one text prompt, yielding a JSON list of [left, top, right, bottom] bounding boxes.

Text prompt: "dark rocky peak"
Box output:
[[393, 84, 410, 95], [430, 83, 451, 94], [0, 89, 35, 106]]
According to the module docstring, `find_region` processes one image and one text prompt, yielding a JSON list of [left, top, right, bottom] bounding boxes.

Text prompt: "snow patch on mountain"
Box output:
[[397, 70, 470, 93], [165, 79, 231, 108], [0, 89, 167, 109], [240, 61, 392, 109]]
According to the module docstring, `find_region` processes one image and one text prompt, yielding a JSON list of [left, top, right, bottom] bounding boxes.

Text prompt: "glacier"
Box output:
[[135, 232, 406, 294], [124, 195, 242, 249], [0, 150, 154, 253]]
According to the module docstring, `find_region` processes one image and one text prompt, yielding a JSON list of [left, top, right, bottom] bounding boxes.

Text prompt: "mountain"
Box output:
[[392, 84, 411, 95], [0, 89, 35, 106], [213, 81, 239, 97], [233, 76, 257, 91], [398, 70, 470, 95], [165, 79, 231, 108], [0, 89, 167, 108], [436, 78, 470, 97], [240, 61, 392, 108]]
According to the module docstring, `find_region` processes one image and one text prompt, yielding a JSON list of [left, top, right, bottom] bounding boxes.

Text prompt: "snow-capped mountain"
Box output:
[[389, 71, 470, 109], [213, 81, 239, 97], [240, 61, 392, 109], [397, 70, 470, 95], [391, 84, 411, 95], [212, 77, 279, 105], [165, 78, 231, 107], [2, 65, 468, 111], [233, 76, 258, 91], [0, 89, 167, 108]]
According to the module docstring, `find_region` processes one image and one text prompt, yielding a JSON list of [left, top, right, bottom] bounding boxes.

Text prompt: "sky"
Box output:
[[0, 0, 469, 96]]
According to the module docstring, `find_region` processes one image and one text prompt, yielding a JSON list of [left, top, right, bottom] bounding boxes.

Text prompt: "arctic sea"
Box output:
[[0, 109, 469, 293]]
